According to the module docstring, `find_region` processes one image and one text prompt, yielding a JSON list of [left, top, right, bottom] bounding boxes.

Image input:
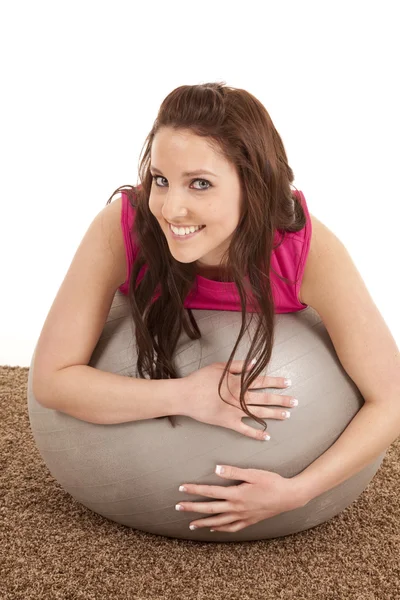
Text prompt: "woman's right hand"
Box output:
[[178, 360, 297, 441]]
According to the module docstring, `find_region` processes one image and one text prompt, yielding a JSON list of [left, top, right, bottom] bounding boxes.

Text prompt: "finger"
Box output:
[[235, 420, 271, 441], [210, 520, 248, 532], [251, 375, 289, 389], [179, 484, 236, 500], [265, 375, 291, 388], [178, 500, 232, 514], [247, 392, 297, 409], [242, 405, 292, 421], [193, 513, 241, 529]]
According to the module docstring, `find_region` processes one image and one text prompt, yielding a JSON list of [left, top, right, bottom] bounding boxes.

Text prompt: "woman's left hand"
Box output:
[[176, 465, 307, 532]]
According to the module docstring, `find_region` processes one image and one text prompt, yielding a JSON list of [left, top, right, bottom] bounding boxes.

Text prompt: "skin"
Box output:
[[148, 127, 243, 280]]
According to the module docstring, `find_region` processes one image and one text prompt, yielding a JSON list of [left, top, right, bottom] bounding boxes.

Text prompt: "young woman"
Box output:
[[32, 82, 400, 533]]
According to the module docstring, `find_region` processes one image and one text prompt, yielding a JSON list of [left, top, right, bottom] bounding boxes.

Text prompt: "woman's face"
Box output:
[[149, 127, 243, 276]]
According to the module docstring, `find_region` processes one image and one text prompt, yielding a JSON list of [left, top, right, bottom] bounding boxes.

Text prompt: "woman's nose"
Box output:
[[162, 194, 188, 220]]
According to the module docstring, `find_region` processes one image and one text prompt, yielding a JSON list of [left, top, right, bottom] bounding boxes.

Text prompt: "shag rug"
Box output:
[[1, 365, 399, 600]]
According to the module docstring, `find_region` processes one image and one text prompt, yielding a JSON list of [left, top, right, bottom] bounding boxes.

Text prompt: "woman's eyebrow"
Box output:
[[150, 166, 218, 177]]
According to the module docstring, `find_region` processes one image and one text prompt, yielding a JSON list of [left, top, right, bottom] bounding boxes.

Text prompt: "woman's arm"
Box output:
[[295, 215, 400, 503], [292, 400, 400, 505]]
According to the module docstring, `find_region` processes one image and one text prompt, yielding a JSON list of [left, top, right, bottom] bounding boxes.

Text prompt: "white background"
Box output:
[[1, 1, 399, 366]]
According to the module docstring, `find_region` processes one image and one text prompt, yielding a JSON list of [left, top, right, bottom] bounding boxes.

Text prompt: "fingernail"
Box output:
[[282, 411, 291, 419], [263, 433, 271, 441], [189, 525, 198, 530], [290, 398, 299, 407], [284, 378, 292, 387], [179, 486, 187, 492]]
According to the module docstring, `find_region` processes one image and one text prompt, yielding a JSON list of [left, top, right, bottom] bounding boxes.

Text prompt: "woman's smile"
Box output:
[[168, 222, 206, 241]]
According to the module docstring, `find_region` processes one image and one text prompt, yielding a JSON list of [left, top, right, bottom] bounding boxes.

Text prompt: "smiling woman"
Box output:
[[27, 81, 397, 542]]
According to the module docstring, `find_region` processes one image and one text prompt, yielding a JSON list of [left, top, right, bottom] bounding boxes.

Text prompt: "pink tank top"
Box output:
[[118, 189, 311, 313]]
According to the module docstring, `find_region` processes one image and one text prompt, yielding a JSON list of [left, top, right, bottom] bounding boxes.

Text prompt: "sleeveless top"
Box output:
[[118, 189, 311, 313]]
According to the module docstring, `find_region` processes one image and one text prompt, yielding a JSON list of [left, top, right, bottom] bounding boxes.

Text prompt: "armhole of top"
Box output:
[[119, 191, 134, 295], [295, 190, 312, 307]]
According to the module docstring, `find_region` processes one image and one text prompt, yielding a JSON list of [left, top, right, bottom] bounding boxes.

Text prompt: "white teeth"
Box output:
[[170, 224, 203, 236]]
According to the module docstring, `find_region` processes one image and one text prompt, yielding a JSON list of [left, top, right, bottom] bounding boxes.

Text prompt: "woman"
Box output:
[[33, 82, 400, 533]]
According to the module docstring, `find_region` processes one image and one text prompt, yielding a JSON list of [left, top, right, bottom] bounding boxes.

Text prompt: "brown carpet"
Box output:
[[1, 365, 399, 600]]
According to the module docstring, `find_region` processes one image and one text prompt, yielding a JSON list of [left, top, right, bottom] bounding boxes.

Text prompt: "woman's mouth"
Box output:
[[168, 223, 206, 241]]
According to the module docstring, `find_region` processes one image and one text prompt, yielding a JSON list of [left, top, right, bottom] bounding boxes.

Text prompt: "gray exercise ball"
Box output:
[[27, 290, 386, 542]]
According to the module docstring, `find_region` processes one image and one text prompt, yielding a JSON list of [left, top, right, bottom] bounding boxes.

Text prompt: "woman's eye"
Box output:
[[192, 179, 211, 190], [151, 176, 211, 191], [152, 176, 168, 187]]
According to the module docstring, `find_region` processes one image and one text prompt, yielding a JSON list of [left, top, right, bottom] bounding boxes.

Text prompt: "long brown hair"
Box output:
[[106, 82, 306, 432]]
